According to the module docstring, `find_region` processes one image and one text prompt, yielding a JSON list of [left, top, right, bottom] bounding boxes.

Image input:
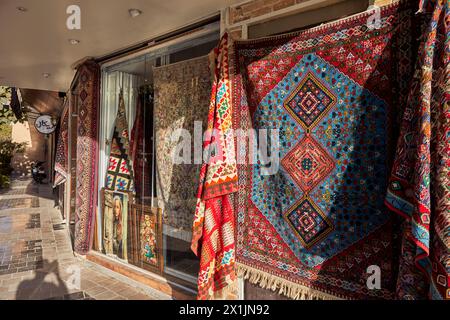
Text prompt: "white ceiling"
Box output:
[[0, 0, 239, 92]]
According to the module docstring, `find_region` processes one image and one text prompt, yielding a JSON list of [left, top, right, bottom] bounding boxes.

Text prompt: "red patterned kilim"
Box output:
[[191, 34, 238, 300], [74, 60, 100, 254], [385, 0, 450, 300], [231, 1, 420, 300], [53, 103, 69, 187]]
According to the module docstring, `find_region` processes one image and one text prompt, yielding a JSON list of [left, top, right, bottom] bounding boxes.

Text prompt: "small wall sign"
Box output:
[[35, 115, 56, 134]]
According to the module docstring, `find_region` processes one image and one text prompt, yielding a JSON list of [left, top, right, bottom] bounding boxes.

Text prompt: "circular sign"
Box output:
[[35, 115, 56, 134]]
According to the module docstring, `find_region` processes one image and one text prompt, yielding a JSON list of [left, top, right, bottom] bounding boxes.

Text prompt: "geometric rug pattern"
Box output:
[[233, 1, 418, 299], [105, 91, 134, 192]]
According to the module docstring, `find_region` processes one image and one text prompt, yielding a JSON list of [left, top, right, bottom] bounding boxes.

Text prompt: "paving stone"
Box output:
[[0, 178, 169, 300], [128, 292, 152, 300], [84, 286, 108, 296], [92, 290, 117, 300]]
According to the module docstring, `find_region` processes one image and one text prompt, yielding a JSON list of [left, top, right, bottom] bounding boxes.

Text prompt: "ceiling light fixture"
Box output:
[[16, 6, 27, 12], [128, 8, 142, 18], [68, 39, 80, 45], [42, 73, 51, 78]]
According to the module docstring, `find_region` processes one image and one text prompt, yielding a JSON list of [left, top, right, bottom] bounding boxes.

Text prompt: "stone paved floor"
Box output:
[[0, 177, 171, 300]]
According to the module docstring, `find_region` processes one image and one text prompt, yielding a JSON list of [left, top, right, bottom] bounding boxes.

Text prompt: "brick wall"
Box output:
[[225, 0, 396, 39], [229, 0, 309, 25]]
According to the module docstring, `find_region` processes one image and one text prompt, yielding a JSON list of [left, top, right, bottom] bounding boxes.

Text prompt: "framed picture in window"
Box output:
[[100, 188, 133, 262], [131, 204, 163, 274]]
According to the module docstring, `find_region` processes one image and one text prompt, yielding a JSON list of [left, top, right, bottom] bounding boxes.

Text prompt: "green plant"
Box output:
[[0, 174, 10, 188], [0, 86, 11, 106], [0, 105, 18, 125], [0, 86, 27, 124], [0, 139, 27, 188], [0, 139, 26, 157], [0, 123, 12, 140]]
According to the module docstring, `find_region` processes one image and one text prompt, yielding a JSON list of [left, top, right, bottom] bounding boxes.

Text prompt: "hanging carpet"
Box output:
[[74, 60, 100, 254], [53, 102, 69, 187], [190, 37, 239, 300], [154, 56, 212, 232], [229, 1, 422, 300], [385, 0, 449, 300], [106, 91, 135, 192]]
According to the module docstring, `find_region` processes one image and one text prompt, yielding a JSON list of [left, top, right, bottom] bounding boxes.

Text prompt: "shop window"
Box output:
[[96, 23, 220, 287]]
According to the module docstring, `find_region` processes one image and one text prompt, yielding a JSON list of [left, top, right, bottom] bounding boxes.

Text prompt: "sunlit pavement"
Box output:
[[0, 177, 170, 300]]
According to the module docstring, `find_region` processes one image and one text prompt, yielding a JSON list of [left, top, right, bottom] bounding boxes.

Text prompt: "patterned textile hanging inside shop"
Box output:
[[385, 0, 449, 300], [54, 103, 69, 187], [74, 60, 101, 254], [192, 0, 435, 300], [154, 56, 212, 232], [105, 91, 135, 192], [130, 88, 153, 200]]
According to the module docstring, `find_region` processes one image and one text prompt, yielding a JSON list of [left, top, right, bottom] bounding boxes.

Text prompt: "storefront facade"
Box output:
[[53, 0, 448, 301], [60, 0, 391, 300]]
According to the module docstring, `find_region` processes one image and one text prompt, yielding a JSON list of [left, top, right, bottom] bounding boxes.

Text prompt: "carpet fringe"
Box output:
[[236, 263, 343, 300], [210, 279, 239, 300]]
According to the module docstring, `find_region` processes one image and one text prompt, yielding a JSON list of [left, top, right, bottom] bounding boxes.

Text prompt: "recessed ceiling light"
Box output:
[[16, 6, 27, 12], [128, 8, 142, 18], [68, 39, 80, 45], [42, 73, 51, 78]]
